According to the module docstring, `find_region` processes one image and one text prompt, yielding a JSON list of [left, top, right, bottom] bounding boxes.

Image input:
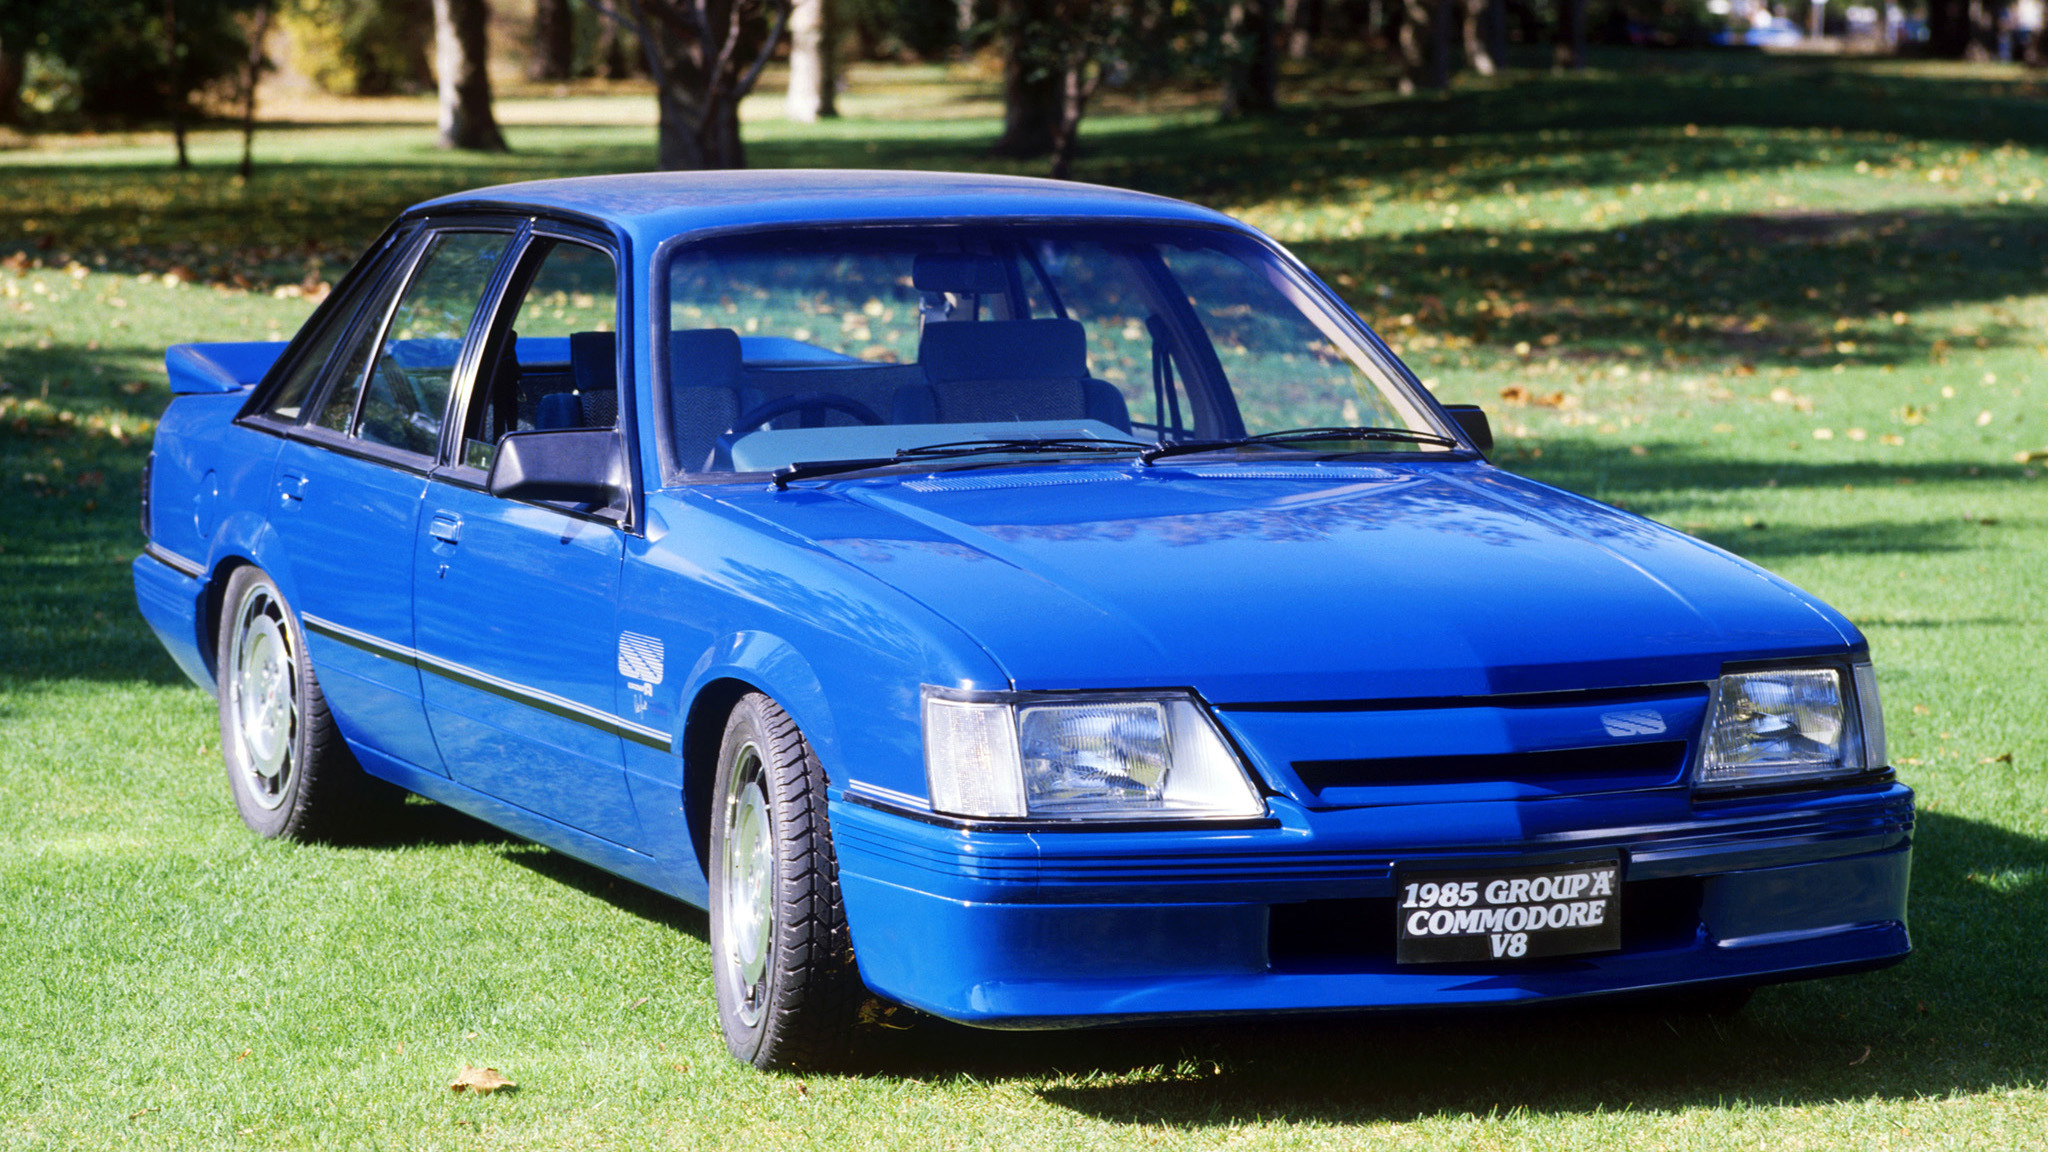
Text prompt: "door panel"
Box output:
[[271, 439, 443, 774], [412, 483, 641, 845]]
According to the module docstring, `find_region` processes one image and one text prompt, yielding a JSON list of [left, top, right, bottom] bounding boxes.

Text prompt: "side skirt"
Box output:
[[351, 741, 710, 911]]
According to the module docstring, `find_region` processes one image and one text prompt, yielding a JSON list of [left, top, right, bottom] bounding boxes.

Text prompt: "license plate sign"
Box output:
[[1395, 856, 1622, 964]]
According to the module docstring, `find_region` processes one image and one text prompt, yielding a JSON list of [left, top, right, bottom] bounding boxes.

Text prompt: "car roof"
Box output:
[[407, 169, 1245, 242]]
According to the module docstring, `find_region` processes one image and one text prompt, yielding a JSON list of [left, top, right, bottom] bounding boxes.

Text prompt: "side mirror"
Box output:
[[487, 428, 626, 507], [1441, 404, 1493, 454]]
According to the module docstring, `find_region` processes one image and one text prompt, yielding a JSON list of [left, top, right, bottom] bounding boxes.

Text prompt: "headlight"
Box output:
[[1695, 662, 1886, 791], [923, 688, 1265, 821]]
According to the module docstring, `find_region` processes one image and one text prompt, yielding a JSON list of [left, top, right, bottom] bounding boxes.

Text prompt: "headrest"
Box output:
[[570, 331, 616, 393], [912, 253, 1008, 296], [918, 318, 1087, 384], [669, 327, 743, 390]]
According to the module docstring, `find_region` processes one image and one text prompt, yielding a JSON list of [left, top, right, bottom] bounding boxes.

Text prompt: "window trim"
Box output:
[[431, 218, 638, 534], [647, 218, 1459, 487]]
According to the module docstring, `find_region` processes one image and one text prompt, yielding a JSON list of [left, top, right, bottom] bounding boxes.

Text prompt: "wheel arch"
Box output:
[[679, 676, 760, 878]]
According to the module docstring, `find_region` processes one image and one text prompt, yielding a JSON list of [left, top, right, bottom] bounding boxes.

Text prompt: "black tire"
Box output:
[[709, 692, 863, 1070], [215, 565, 397, 842]]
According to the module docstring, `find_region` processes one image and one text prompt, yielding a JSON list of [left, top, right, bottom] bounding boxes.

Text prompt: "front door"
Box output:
[[411, 233, 645, 847]]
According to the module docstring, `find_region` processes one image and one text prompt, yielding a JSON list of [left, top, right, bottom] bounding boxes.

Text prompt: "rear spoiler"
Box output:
[[165, 341, 290, 395]]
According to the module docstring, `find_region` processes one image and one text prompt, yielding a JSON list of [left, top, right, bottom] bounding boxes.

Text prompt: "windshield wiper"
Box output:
[[896, 437, 1151, 461], [1138, 425, 1460, 465], [772, 438, 1150, 489]]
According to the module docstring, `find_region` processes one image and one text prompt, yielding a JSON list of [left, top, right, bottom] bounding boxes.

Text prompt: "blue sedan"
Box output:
[[134, 171, 1911, 1070]]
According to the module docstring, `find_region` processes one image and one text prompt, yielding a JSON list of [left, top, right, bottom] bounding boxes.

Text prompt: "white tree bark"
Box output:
[[785, 0, 839, 121]]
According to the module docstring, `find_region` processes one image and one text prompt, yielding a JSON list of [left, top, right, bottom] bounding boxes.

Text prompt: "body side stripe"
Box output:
[[300, 612, 671, 750]]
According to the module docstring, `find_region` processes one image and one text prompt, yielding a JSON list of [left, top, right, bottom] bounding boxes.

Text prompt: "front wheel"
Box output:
[[215, 565, 395, 841], [710, 693, 863, 1069]]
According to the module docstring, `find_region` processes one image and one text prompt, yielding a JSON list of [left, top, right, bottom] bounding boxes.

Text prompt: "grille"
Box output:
[[1295, 740, 1690, 794]]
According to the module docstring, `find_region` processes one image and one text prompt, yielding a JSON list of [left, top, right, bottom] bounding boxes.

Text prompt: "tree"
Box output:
[[1397, 0, 1449, 91], [532, 0, 575, 78], [585, 0, 791, 169], [992, 0, 1059, 157], [784, 0, 837, 120], [1462, 0, 1503, 75], [279, 0, 433, 96], [432, 0, 506, 150], [238, 0, 273, 179], [992, 0, 1183, 178], [1554, 0, 1584, 68], [1220, 0, 1279, 118], [0, 42, 20, 126]]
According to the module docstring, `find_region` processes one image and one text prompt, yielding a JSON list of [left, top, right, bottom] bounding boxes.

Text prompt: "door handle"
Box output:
[[276, 472, 307, 506], [428, 512, 462, 545]]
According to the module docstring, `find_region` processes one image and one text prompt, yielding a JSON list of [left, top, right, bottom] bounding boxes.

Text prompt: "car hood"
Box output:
[[716, 462, 1855, 703]]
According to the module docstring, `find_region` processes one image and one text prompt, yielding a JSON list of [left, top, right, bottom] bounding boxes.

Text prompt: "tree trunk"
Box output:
[[1399, 0, 1449, 90], [638, 0, 788, 170], [657, 82, 745, 169], [1807, 0, 1823, 38], [1048, 58, 1091, 180], [531, 0, 574, 80], [1282, 0, 1320, 60], [240, 2, 273, 180], [593, 16, 626, 77], [1553, 0, 1584, 68], [1927, 0, 1962, 52], [786, 0, 839, 120], [1221, 0, 1279, 117], [165, 0, 190, 169], [0, 43, 22, 126], [433, 0, 507, 151], [994, 0, 1059, 156], [1967, 0, 1998, 57], [1462, 0, 1496, 73], [958, 0, 979, 52]]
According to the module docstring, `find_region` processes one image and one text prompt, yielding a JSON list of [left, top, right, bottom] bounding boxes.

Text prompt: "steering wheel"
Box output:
[[708, 393, 885, 471]]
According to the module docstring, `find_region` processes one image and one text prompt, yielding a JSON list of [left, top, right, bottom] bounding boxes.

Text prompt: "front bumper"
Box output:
[[829, 781, 1912, 1027]]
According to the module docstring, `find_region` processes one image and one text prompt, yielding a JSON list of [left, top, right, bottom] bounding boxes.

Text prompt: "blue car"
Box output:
[[134, 171, 1911, 1070]]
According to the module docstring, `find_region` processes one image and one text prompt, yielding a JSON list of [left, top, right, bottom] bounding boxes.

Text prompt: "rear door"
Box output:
[[265, 225, 519, 778]]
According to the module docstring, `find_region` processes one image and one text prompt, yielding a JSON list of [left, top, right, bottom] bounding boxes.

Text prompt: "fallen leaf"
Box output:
[[1981, 752, 2014, 764], [449, 1066, 516, 1094]]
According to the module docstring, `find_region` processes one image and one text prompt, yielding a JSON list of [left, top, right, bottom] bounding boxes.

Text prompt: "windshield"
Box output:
[[660, 224, 1451, 477]]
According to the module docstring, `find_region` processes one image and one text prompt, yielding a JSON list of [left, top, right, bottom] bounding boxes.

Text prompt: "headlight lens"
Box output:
[[1696, 663, 1885, 790], [923, 689, 1265, 821]]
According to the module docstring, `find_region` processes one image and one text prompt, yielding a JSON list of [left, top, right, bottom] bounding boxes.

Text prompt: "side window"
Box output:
[[355, 231, 513, 456], [462, 238, 621, 470], [260, 240, 402, 423]]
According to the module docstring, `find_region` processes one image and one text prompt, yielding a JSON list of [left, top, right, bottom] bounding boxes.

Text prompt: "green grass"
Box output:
[[3, 49, 2047, 1149]]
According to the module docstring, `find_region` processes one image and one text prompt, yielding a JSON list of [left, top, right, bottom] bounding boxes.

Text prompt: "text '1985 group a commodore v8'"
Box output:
[[133, 171, 1912, 1070]]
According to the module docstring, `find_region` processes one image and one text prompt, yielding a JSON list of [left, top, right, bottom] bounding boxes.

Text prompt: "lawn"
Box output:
[[2, 49, 2045, 1150]]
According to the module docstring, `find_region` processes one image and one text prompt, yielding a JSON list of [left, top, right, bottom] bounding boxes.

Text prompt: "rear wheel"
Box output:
[[710, 693, 862, 1069], [215, 565, 396, 841]]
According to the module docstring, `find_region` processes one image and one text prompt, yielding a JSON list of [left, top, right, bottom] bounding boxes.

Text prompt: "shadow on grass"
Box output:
[[499, 840, 710, 940], [852, 809, 2043, 1125]]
